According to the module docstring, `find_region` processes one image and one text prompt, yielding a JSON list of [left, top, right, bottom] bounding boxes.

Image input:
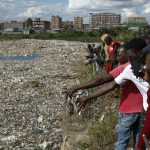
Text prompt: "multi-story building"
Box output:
[[83, 24, 90, 32], [51, 16, 62, 30], [74, 16, 83, 31], [32, 18, 50, 30], [0, 23, 4, 30], [89, 13, 121, 31], [62, 20, 74, 30], [4, 21, 24, 29], [126, 17, 148, 27]]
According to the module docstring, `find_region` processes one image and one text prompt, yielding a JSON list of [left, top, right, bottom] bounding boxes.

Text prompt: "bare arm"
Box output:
[[77, 81, 118, 111], [76, 74, 113, 89], [65, 74, 114, 99]]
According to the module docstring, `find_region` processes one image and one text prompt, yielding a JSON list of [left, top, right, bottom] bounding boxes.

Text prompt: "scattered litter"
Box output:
[[0, 39, 86, 149]]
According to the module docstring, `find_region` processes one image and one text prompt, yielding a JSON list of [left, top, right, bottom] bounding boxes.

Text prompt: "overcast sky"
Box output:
[[0, 0, 150, 23]]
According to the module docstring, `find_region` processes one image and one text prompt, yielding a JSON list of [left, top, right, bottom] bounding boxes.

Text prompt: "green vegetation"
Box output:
[[78, 110, 118, 150], [34, 145, 42, 150], [73, 61, 118, 149], [0, 26, 148, 42], [25, 17, 33, 28]]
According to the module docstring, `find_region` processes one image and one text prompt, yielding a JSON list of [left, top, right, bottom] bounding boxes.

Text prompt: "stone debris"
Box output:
[[0, 39, 87, 149]]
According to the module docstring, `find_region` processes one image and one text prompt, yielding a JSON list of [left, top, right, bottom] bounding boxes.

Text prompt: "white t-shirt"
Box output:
[[115, 64, 149, 111]]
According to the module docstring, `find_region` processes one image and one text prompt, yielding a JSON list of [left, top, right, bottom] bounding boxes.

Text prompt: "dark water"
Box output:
[[0, 55, 42, 61]]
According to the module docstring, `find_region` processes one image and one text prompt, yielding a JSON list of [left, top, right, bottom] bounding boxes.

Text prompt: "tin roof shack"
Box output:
[[4, 28, 23, 34], [3, 21, 24, 34], [24, 29, 35, 34]]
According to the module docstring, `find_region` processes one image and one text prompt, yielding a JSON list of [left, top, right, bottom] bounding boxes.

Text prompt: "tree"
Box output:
[[25, 18, 33, 28], [0, 23, 4, 30]]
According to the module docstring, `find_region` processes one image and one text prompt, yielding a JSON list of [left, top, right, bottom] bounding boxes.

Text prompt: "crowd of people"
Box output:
[[64, 34, 150, 150]]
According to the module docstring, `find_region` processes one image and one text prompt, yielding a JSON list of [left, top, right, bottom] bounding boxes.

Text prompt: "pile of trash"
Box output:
[[0, 39, 86, 149]]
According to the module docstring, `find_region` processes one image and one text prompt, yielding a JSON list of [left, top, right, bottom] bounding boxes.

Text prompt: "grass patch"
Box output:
[[73, 61, 119, 150], [0, 27, 140, 42], [78, 110, 118, 150]]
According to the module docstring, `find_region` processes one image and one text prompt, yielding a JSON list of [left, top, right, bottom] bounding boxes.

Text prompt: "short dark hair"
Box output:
[[141, 35, 150, 45], [104, 36, 112, 45], [124, 38, 146, 52], [87, 44, 92, 48]]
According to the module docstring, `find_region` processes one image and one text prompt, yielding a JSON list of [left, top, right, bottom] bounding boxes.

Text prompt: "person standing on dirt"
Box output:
[[66, 38, 148, 150], [101, 34, 120, 73], [85, 44, 94, 65], [135, 46, 150, 150], [65, 44, 144, 149], [65, 45, 127, 100]]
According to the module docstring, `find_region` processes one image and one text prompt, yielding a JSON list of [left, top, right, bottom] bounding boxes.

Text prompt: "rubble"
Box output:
[[0, 39, 86, 149]]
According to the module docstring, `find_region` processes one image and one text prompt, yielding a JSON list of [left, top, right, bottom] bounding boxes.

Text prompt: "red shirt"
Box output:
[[109, 41, 118, 55], [110, 63, 143, 113], [137, 89, 150, 150]]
